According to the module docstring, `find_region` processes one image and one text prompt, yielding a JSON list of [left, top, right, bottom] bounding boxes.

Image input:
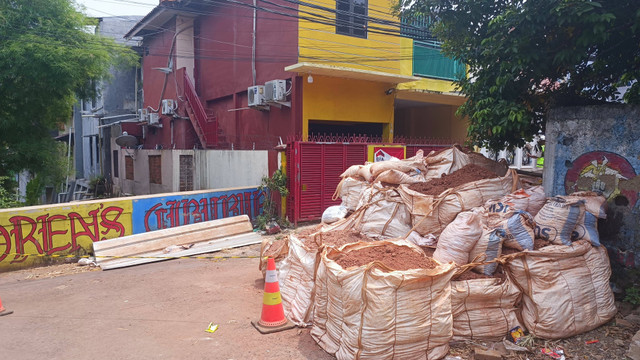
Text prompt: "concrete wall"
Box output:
[[0, 186, 263, 271], [545, 105, 640, 268], [194, 150, 269, 190], [112, 147, 268, 196]]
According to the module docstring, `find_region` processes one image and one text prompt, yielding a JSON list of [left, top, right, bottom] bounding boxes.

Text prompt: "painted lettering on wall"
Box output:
[[133, 188, 264, 233], [0, 202, 132, 265], [565, 151, 640, 208]]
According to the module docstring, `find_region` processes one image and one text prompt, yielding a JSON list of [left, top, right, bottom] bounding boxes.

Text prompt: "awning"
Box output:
[[395, 89, 466, 106], [285, 62, 421, 84]]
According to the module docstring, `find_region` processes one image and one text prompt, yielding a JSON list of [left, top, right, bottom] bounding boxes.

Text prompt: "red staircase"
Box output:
[[181, 70, 217, 148]]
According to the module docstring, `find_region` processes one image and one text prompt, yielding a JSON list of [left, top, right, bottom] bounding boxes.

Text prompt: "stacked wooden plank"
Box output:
[[94, 215, 259, 270]]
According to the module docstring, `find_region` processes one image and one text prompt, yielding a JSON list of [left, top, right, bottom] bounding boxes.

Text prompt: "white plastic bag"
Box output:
[[321, 205, 348, 224]]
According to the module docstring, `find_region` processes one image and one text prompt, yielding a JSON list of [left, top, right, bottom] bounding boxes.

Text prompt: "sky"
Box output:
[[74, 0, 158, 17]]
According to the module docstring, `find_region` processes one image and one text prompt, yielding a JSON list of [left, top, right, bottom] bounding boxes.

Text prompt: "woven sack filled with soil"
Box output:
[[278, 230, 372, 327], [504, 240, 617, 339], [370, 149, 426, 180], [534, 197, 585, 245], [277, 234, 318, 326], [333, 176, 368, 211], [562, 191, 607, 246], [351, 184, 412, 239], [311, 240, 456, 360], [433, 209, 483, 266], [399, 168, 519, 237], [451, 275, 522, 341], [484, 185, 547, 218], [422, 146, 471, 179]]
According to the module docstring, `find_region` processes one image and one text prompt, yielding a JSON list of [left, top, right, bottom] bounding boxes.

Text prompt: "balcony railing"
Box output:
[[413, 41, 465, 81]]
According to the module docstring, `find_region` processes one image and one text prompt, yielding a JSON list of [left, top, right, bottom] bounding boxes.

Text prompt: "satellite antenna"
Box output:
[[115, 132, 139, 159]]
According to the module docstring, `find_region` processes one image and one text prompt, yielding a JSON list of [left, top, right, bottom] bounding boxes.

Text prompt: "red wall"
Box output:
[[130, 0, 301, 177], [194, 0, 300, 151], [123, 21, 200, 150]]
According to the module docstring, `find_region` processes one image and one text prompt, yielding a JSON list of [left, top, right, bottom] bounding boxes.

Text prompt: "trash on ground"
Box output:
[[205, 322, 218, 333]]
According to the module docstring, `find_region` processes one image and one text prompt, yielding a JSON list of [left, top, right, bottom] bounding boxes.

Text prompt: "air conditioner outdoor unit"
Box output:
[[138, 108, 148, 122], [248, 85, 266, 107], [148, 112, 160, 125], [161, 99, 176, 115], [264, 80, 287, 102]]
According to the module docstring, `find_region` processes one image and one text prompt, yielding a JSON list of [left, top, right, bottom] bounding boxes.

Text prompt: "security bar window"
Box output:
[[336, 0, 367, 38]]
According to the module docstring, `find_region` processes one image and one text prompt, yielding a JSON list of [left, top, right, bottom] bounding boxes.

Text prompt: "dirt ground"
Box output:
[[1, 225, 638, 360], [0, 229, 332, 360]]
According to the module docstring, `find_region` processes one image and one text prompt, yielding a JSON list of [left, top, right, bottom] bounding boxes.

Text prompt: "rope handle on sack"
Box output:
[[452, 251, 528, 278], [401, 187, 454, 238], [332, 177, 348, 201]]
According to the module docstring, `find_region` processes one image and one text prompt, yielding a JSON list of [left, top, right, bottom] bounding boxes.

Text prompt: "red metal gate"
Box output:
[[286, 142, 367, 224]]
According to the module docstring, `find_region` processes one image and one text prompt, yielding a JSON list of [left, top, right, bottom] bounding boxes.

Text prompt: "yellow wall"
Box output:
[[298, 0, 405, 74], [0, 199, 133, 271], [298, 4, 458, 94], [302, 75, 394, 140]]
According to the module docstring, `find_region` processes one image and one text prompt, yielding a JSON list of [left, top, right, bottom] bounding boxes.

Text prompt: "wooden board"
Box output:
[[98, 232, 261, 270], [94, 215, 258, 270]]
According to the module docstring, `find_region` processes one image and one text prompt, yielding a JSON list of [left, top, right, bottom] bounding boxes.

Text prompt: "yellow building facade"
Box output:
[[286, 0, 468, 143]]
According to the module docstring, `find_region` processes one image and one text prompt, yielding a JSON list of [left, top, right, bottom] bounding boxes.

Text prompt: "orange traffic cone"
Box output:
[[251, 257, 295, 334], [0, 295, 12, 317]]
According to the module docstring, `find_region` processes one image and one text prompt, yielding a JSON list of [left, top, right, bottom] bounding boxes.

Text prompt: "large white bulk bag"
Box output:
[[451, 276, 522, 341], [505, 240, 617, 339], [312, 241, 456, 360]]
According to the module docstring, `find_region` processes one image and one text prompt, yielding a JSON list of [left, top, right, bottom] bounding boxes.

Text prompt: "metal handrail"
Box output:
[[183, 72, 217, 146]]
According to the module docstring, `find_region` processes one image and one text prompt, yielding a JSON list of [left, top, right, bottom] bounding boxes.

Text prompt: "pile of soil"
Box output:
[[409, 164, 500, 196], [296, 225, 322, 239], [335, 243, 438, 271], [303, 230, 370, 250]]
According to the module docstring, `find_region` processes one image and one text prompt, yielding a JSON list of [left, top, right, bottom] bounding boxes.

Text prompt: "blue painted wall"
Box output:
[[132, 187, 264, 233], [545, 105, 640, 268]]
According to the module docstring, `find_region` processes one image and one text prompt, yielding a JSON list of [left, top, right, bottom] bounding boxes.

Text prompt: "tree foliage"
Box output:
[[398, 0, 640, 150], [0, 0, 137, 189]]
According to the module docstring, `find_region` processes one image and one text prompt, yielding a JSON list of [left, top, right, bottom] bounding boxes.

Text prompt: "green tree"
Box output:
[[0, 0, 137, 195], [398, 0, 640, 150]]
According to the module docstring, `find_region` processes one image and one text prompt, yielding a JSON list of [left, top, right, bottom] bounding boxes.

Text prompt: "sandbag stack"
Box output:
[[267, 146, 617, 360]]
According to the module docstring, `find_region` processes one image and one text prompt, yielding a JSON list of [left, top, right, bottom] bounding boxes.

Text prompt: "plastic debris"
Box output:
[[509, 326, 526, 344], [406, 231, 437, 247], [265, 221, 281, 235], [585, 339, 599, 345], [205, 322, 219, 333], [541, 347, 565, 360], [77, 258, 97, 267]]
